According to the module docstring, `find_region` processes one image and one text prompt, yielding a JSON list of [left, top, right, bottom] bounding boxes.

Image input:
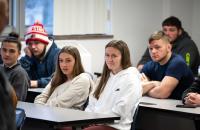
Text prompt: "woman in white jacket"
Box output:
[[84, 40, 142, 130], [34, 46, 93, 110]]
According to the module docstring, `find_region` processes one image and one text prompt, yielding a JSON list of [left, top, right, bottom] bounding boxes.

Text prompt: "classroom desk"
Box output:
[[17, 101, 120, 130], [25, 88, 44, 103], [28, 88, 44, 93], [135, 96, 200, 130]]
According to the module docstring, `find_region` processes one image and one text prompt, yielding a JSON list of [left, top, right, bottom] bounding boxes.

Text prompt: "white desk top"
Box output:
[[17, 101, 119, 126], [139, 96, 200, 115], [28, 88, 44, 93]]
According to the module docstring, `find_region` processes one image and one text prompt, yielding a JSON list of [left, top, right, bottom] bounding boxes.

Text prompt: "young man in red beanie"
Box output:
[[20, 21, 60, 88]]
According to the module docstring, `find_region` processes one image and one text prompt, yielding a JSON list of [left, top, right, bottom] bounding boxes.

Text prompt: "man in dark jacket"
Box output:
[[20, 21, 60, 88], [182, 76, 200, 106], [137, 16, 200, 76]]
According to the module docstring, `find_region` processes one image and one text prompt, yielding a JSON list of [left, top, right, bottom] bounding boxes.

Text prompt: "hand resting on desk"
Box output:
[[184, 92, 200, 107]]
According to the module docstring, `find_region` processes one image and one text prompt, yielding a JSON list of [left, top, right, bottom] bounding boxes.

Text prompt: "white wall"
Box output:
[[111, 0, 163, 66], [53, 0, 107, 34], [54, 39, 111, 74], [192, 0, 200, 50], [54, 0, 200, 74]]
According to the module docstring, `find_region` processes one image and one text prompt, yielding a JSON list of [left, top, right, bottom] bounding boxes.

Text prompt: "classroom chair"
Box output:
[[16, 108, 26, 130], [131, 106, 139, 130]]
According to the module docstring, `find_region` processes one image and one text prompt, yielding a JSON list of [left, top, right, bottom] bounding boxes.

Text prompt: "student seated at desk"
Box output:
[[182, 76, 200, 106], [20, 21, 60, 88], [0, 32, 30, 101], [84, 40, 142, 130], [34, 46, 93, 110], [137, 16, 200, 76], [141, 31, 194, 100]]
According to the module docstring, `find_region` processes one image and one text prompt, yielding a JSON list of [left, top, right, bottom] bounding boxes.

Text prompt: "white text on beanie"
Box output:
[[25, 21, 49, 45]]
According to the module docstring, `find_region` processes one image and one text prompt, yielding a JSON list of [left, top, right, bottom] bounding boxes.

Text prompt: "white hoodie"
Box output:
[[85, 67, 142, 130]]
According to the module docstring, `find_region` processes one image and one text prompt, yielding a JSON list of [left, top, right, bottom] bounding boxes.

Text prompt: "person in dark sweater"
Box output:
[[0, 32, 30, 101], [137, 16, 200, 76], [182, 76, 200, 106]]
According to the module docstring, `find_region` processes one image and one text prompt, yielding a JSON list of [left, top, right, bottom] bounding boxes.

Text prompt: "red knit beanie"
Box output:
[[25, 21, 49, 45]]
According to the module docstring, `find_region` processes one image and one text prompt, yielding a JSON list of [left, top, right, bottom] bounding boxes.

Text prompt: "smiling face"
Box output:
[[58, 52, 75, 79], [1, 42, 20, 67], [105, 47, 122, 74]]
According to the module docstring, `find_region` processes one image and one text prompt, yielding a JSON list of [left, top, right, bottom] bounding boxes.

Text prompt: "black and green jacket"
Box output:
[[182, 76, 200, 102]]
